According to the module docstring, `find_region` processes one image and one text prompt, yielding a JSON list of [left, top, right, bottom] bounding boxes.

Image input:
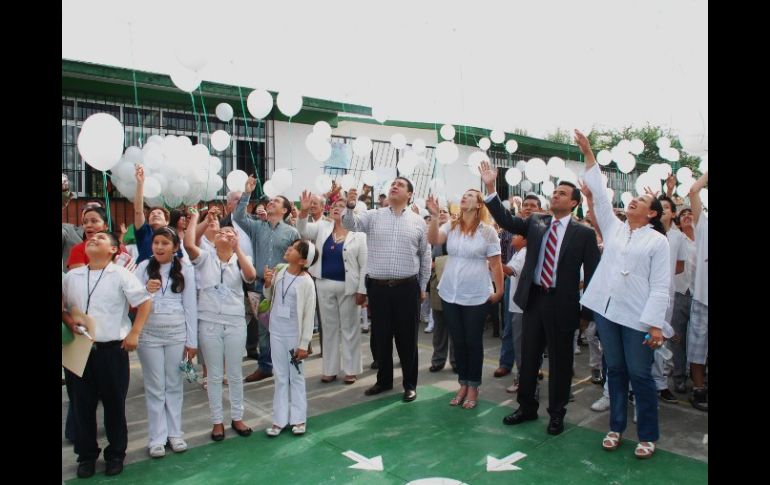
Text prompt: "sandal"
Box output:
[[602, 431, 622, 451], [201, 377, 208, 391], [462, 388, 479, 409], [291, 423, 306, 435], [343, 375, 356, 385], [635, 441, 656, 459], [450, 387, 468, 406], [265, 425, 283, 437]]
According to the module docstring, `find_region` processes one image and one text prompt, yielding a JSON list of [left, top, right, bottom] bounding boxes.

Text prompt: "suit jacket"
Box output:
[[486, 195, 600, 330]]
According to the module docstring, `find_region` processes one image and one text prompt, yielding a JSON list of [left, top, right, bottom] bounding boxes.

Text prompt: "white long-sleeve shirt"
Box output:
[[580, 164, 673, 337]]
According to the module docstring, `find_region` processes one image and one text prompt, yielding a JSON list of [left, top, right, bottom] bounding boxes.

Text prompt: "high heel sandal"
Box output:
[[462, 388, 479, 409], [450, 387, 468, 406]]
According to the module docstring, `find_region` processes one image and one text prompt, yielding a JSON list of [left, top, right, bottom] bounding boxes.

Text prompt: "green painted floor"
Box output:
[[67, 386, 707, 484]]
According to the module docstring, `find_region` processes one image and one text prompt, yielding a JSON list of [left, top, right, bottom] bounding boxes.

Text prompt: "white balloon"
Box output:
[[413, 157, 429, 172], [371, 105, 388, 124], [352, 136, 373, 157], [698, 155, 708, 173], [143, 176, 162, 198], [505, 139, 519, 153], [143, 147, 163, 171], [313, 121, 332, 139], [656, 137, 671, 149], [178, 136, 192, 149], [467, 151, 489, 176], [676, 181, 693, 197], [191, 143, 210, 164], [311, 141, 332, 162], [524, 158, 548, 184], [362, 170, 379, 186], [170, 178, 190, 197], [411, 138, 426, 155], [611, 145, 628, 164], [667, 148, 681, 162], [629, 138, 645, 155], [542, 180, 555, 195], [164, 194, 182, 208], [169, 65, 201, 93], [315, 174, 333, 193], [502, 200, 511, 210], [490, 129, 505, 144], [146, 134, 164, 147], [635, 173, 660, 197], [660, 163, 673, 178], [390, 133, 407, 149], [207, 156, 222, 175], [77, 113, 125, 171], [211, 130, 231, 152], [429, 178, 446, 193], [676, 166, 693, 183], [271, 169, 293, 191], [435, 141, 459, 165], [397, 157, 417, 177], [277, 91, 303, 117], [215, 103, 234, 122], [113, 161, 135, 182], [440, 124, 456, 141], [414, 197, 426, 210], [515, 160, 527, 171], [205, 174, 223, 193], [247, 89, 274, 119], [621, 191, 634, 207], [617, 139, 631, 153], [123, 146, 143, 164], [478, 137, 491, 151], [226, 170, 248, 192], [504, 167, 522, 186], [597, 149, 613, 166], [616, 153, 636, 174], [262, 180, 278, 198], [340, 174, 356, 191], [355, 201, 368, 213], [175, 47, 207, 72], [521, 180, 533, 192], [547, 157, 565, 178]]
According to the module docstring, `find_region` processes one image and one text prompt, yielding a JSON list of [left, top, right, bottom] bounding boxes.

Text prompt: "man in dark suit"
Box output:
[[479, 161, 600, 435]]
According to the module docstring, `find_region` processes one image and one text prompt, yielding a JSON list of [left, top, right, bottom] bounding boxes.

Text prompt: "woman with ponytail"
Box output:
[[135, 227, 198, 457], [574, 130, 672, 460]]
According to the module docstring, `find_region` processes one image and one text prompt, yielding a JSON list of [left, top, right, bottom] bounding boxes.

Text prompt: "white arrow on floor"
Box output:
[[486, 451, 527, 472], [342, 450, 384, 471]]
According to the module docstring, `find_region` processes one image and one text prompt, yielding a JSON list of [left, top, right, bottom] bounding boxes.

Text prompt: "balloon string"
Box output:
[[102, 172, 112, 231], [236, 86, 263, 197], [189, 93, 201, 142]]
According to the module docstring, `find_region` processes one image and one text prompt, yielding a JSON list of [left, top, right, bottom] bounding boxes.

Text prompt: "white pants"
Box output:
[[137, 341, 186, 447], [199, 320, 247, 424], [316, 278, 363, 376], [270, 333, 307, 427], [584, 321, 603, 369]]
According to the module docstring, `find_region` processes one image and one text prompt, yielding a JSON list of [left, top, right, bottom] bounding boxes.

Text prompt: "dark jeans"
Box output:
[[595, 313, 659, 442], [366, 277, 421, 391], [442, 300, 488, 387], [65, 343, 130, 463]]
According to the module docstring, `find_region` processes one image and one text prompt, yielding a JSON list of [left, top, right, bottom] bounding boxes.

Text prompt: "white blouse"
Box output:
[[437, 222, 501, 306], [580, 164, 672, 337]]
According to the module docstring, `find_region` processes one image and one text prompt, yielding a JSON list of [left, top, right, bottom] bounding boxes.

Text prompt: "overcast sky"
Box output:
[[62, 0, 707, 140]]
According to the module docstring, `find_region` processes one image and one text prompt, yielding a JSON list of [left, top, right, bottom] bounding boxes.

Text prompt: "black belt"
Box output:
[[91, 340, 123, 350], [367, 275, 418, 287], [531, 283, 555, 294]]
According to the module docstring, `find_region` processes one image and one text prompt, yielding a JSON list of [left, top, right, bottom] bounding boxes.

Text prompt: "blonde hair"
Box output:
[[450, 189, 492, 236]]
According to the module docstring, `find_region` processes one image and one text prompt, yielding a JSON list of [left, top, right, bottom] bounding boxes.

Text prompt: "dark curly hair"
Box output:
[[146, 227, 185, 293]]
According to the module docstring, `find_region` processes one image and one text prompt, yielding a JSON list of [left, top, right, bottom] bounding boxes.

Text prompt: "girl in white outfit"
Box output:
[[135, 227, 198, 458], [264, 240, 318, 436]]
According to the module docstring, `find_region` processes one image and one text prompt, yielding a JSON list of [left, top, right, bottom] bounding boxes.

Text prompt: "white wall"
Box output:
[[272, 120, 316, 201]]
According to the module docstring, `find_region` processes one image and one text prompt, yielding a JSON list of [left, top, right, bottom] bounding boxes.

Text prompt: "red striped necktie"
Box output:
[[540, 219, 560, 289]]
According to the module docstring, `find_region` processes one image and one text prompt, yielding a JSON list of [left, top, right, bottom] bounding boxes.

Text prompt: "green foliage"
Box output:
[[544, 127, 573, 144]]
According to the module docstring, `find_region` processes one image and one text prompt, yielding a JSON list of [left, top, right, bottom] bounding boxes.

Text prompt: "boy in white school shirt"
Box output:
[[62, 231, 152, 478]]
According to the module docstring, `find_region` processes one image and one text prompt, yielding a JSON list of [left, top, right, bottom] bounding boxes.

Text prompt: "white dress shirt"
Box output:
[[533, 213, 572, 287], [437, 222, 501, 306], [665, 227, 689, 323], [579, 164, 673, 336], [673, 229, 696, 295], [63, 263, 151, 342], [506, 247, 527, 313], [693, 215, 708, 306]]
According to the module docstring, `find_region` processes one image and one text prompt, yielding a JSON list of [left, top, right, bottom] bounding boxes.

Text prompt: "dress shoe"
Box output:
[[105, 458, 124, 476], [403, 389, 417, 402], [77, 460, 96, 478], [211, 424, 225, 441], [232, 421, 253, 437], [364, 383, 392, 396], [502, 409, 538, 426], [493, 367, 511, 378], [429, 364, 444, 373], [547, 415, 565, 435], [320, 375, 337, 383], [370, 361, 379, 370], [451, 365, 458, 374], [244, 369, 273, 383]]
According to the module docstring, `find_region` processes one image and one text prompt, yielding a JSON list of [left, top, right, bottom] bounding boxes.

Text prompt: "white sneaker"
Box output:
[[149, 445, 166, 458], [424, 325, 434, 333], [591, 395, 611, 412], [168, 437, 188, 453]]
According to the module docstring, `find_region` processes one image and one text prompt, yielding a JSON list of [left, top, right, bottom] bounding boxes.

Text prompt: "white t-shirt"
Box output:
[[506, 247, 527, 313], [693, 215, 708, 305], [673, 228, 696, 295], [665, 227, 689, 322], [437, 222, 501, 306]]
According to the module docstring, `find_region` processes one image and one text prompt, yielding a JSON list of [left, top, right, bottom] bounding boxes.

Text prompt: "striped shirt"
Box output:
[[342, 206, 431, 289]]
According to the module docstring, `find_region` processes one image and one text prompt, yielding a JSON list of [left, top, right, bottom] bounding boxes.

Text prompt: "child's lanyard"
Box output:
[[86, 267, 107, 314], [282, 272, 299, 304]]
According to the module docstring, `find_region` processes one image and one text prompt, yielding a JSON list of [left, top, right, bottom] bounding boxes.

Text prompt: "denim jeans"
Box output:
[[442, 300, 488, 387], [594, 313, 659, 442]]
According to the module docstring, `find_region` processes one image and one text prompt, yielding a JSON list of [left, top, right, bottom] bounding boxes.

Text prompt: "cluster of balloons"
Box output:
[[305, 121, 333, 162], [656, 137, 681, 163]]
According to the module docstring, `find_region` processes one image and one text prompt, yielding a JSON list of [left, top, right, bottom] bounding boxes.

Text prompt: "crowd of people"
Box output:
[[62, 131, 708, 477]]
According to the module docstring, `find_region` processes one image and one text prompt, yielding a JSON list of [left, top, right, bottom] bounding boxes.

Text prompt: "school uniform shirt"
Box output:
[[192, 250, 252, 326], [693, 215, 708, 306], [672, 227, 696, 295], [665, 227, 689, 322], [62, 262, 151, 342]]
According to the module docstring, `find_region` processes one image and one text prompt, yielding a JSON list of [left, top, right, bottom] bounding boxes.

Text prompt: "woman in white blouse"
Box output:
[[574, 129, 671, 459], [297, 192, 368, 384], [427, 190, 504, 409], [135, 227, 198, 457]]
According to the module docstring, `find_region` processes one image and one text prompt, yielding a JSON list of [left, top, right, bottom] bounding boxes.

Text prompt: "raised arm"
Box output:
[[426, 195, 447, 246], [133, 165, 146, 228], [479, 161, 527, 236], [688, 171, 708, 225], [296, 190, 321, 240], [341, 188, 370, 232], [184, 206, 202, 260], [231, 231, 257, 283], [574, 129, 621, 237], [233, 175, 261, 233]]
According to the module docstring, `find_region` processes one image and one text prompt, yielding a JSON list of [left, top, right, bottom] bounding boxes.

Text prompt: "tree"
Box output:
[[544, 127, 573, 144]]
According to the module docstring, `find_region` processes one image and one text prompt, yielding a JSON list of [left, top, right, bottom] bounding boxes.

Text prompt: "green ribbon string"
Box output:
[[102, 172, 112, 231], [236, 86, 263, 197]]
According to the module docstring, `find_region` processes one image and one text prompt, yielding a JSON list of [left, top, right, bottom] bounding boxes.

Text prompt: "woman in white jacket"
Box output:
[[574, 129, 672, 460], [297, 191, 368, 384], [264, 240, 318, 436]]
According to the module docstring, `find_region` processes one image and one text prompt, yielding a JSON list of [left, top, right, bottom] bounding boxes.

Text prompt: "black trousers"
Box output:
[[517, 286, 577, 419], [65, 343, 130, 463], [366, 278, 421, 391]]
